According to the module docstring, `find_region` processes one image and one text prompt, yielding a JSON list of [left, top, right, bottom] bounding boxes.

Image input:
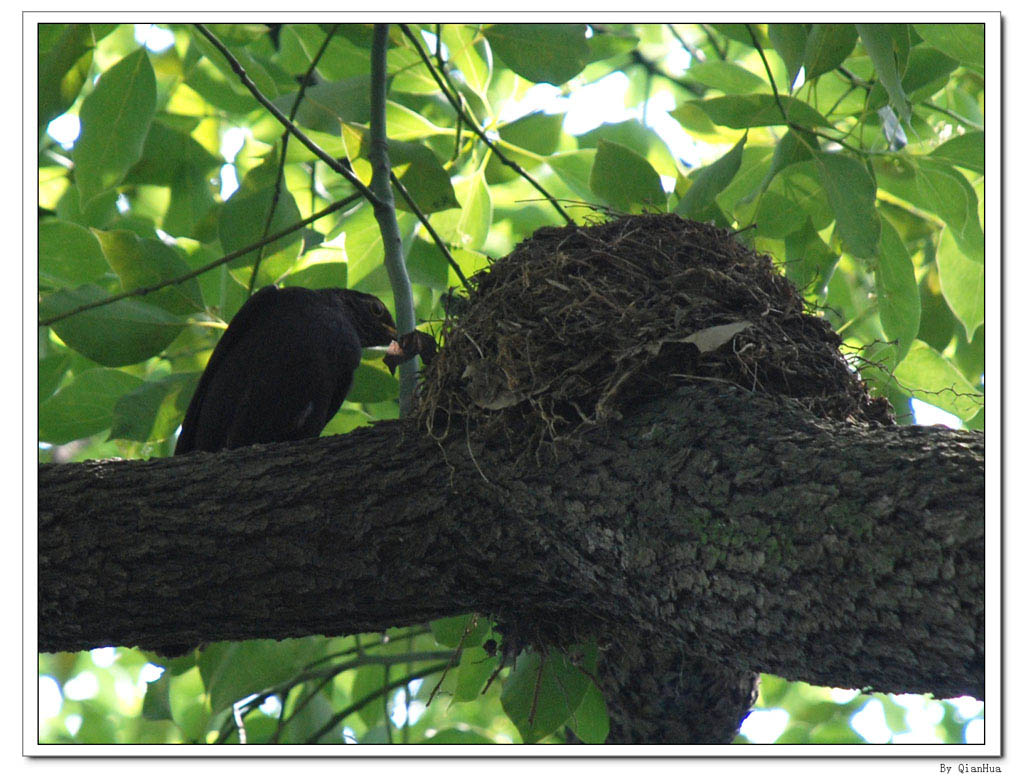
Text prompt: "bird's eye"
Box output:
[[372, 300, 387, 317]]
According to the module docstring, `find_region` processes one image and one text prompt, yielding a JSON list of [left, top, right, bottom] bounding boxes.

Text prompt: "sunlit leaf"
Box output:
[[936, 227, 984, 342], [591, 139, 666, 213], [485, 24, 589, 85], [74, 48, 156, 207], [803, 24, 858, 81], [688, 94, 830, 128], [893, 340, 982, 422], [875, 216, 920, 363]]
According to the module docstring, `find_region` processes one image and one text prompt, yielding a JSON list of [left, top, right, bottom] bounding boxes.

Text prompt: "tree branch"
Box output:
[[194, 24, 383, 210], [38, 385, 984, 702], [398, 24, 574, 225], [248, 24, 340, 295], [39, 194, 360, 328]]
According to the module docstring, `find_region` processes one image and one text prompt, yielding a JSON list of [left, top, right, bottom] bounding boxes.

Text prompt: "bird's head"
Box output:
[[334, 289, 398, 347]]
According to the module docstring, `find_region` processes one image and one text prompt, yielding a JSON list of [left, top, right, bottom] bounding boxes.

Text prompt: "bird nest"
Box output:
[[417, 213, 892, 453]]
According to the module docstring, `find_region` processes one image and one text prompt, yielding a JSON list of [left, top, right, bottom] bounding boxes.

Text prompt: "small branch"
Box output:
[[699, 23, 728, 60], [39, 194, 361, 328], [305, 662, 450, 744], [628, 49, 707, 98], [248, 24, 339, 295], [194, 23, 383, 210], [369, 23, 418, 416], [398, 24, 574, 225], [389, 172, 473, 291]]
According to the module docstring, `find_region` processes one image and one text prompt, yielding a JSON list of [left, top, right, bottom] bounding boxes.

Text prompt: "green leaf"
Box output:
[[110, 373, 193, 442], [576, 119, 679, 179], [441, 25, 490, 97], [218, 183, 304, 286], [346, 362, 399, 403], [93, 229, 204, 315], [41, 285, 184, 367], [913, 159, 984, 262], [73, 48, 156, 207], [202, 23, 269, 46], [769, 23, 808, 89], [386, 100, 450, 141], [856, 24, 911, 122], [570, 683, 610, 744], [902, 46, 958, 100], [548, 149, 598, 202], [784, 218, 839, 298], [430, 170, 493, 250], [273, 76, 371, 134], [675, 134, 746, 219], [929, 131, 984, 174], [423, 727, 495, 744], [803, 24, 859, 81], [755, 190, 804, 238], [39, 368, 144, 444], [39, 219, 109, 288], [893, 341, 982, 422], [500, 650, 592, 743], [689, 94, 831, 129], [875, 217, 921, 363], [590, 139, 666, 213], [390, 139, 460, 213], [914, 24, 984, 69], [936, 227, 984, 342], [430, 613, 491, 648], [454, 646, 498, 702], [485, 24, 589, 85], [685, 60, 767, 94], [814, 151, 880, 258], [125, 118, 222, 186], [141, 671, 173, 721], [38, 24, 95, 134], [199, 638, 328, 716], [351, 664, 386, 730], [487, 111, 566, 183]]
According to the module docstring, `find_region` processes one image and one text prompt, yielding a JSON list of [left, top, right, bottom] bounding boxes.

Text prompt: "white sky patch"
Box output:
[[135, 24, 176, 52], [47, 114, 80, 149], [738, 707, 788, 743], [851, 698, 893, 743], [140, 663, 164, 684], [219, 127, 248, 200], [829, 687, 860, 704], [64, 714, 83, 736], [39, 675, 63, 720], [90, 646, 117, 667], [911, 398, 963, 428], [63, 670, 100, 701]]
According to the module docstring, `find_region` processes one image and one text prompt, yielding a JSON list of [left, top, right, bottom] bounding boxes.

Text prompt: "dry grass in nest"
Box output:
[[417, 213, 892, 453]]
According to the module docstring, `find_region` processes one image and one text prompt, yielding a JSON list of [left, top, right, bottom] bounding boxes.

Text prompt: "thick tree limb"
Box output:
[[38, 385, 984, 705]]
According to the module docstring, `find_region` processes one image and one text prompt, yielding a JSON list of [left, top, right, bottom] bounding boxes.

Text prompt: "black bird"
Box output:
[[175, 285, 399, 454]]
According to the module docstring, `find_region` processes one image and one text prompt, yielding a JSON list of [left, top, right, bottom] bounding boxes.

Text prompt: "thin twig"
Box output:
[[249, 24, 339, 295], [194, 23, 382, 209], [305, 662, 450, 744], [398, 23, 574, 225], [389, 172, 473, 291], [39, 194, 360, 328]]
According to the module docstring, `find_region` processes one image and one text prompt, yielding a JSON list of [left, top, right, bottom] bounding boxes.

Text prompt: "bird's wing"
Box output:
[[175, 287, 282, 454]]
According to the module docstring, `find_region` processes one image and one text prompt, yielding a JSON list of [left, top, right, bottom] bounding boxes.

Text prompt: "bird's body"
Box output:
[[175, 286, 397, 454]]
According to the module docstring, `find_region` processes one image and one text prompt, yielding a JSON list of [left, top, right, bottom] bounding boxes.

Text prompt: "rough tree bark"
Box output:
[[38, 384, 984, 742]]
